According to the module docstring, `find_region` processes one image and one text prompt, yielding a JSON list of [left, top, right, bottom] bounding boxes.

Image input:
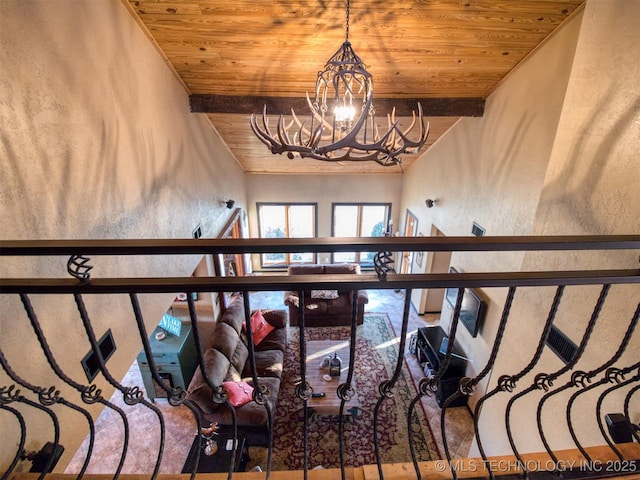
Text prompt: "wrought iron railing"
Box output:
[[1, 235, 639, 479]]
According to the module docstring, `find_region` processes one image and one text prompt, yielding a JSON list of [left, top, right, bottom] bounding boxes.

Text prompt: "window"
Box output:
[[331, 203, 391, 265], [257, 203, 317, 267]]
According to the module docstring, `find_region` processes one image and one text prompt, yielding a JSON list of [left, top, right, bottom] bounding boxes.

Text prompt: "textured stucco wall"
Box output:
[[0, 0, 245, 470], [399, 3, 582, 412], [478, 0, 640, 457], [401, 0, 639, 458]]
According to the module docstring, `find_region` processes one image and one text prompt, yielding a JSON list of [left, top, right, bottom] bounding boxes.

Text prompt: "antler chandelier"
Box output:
[[250, 0, 429, 167]]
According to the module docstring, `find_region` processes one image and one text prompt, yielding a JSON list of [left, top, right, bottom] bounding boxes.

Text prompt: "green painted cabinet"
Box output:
[[137, 324, 197, 401]]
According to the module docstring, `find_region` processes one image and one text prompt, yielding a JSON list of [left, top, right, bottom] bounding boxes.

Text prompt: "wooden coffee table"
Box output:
[[303, 340, 360, 417]]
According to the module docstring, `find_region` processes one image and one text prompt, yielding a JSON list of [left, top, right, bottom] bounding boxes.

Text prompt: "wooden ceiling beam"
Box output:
[[189, 94, 485, 117]]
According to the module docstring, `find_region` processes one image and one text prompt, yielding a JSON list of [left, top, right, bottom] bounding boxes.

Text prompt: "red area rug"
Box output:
[[271, 313, 439, 470]]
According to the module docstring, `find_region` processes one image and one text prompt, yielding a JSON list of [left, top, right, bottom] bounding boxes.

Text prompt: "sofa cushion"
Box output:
[[202, 377, 281, 427], [209, 322, 240, 360], [186, 349, 231, 413], [242, 349, 284, 378], [187, 382, 217, 414], [224, 381, 254, 407], [219, 300, 245, 335], [324, 263, 360, 274], [311, 289, 339, 299], [225, 364, 243, 382], [288, 264, 325, 275], [261, 309, 288, 329], [326, 295, 351, 315], [254, 327, 286, 353], [229, 339, 249, 376]]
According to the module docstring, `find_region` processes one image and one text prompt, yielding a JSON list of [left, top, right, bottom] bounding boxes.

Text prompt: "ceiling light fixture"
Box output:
[[250, 0, 429, 167]]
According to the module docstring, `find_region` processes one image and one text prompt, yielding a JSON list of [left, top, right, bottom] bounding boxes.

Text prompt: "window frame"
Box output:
[[256, 202, 318, 268], [330, 202, 392, 267]]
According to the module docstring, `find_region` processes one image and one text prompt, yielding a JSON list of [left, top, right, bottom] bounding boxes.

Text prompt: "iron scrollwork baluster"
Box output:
[[373, 251, 395, 280], [129, 293, 204, 480], [473, 285, 564, 479], [441, 286, 517, 480], [337, 290, 359, 480], [73, 292, 166, 479], [0, 402, 26, 479], [505, 284, 610, 477], [624, 383, 640, 444], [0, 349, 95, 478], [242, 293, 273, 480], [19, 293, 127, 479], [408, 286, 465, 480], [594, 364, 640, 461], [67, 254, 93, 282], [295, 290, 311, 479], [562, 302, 639, 462], [373, 288, 412, 479], [0, 384, 59, 480]]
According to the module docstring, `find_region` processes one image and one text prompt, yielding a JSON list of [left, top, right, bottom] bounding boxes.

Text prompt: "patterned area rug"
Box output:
[[270, 313, 439, 470]]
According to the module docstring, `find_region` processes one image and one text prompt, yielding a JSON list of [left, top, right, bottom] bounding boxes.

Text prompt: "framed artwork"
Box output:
[[215, 208, 246, 312]]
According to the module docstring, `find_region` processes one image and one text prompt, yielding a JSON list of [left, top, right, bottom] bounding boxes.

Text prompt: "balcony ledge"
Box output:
[[7, 444, 639, 480]]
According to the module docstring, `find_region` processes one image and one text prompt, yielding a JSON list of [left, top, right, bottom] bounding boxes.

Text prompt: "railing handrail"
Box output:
[[2, 235, 638, 479], [1, 234, 639, 256], [1, 270, 639, 294]]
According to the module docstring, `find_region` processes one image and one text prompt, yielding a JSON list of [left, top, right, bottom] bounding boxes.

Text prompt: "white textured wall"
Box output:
[[401, 0, 639, 458], [400, 3, 582, 412], [479, 0, 640, 457], [0, 0, 245, 470]]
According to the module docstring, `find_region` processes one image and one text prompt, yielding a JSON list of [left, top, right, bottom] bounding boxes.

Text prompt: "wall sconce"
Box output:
[[221, 199, 235, 209], [425, 199, 438, 208]]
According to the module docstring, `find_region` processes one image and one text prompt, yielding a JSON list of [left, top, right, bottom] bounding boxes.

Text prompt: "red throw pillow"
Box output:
[[244, 310, 275, 346], [223, 381, 254, 407]]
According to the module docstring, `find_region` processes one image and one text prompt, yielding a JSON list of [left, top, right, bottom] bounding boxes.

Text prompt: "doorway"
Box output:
[[399, 209, 418, 274], [410, 225, 451, 314]]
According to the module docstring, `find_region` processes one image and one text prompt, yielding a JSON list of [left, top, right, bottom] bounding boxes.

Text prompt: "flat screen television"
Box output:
[[445, 267, 486, 338]]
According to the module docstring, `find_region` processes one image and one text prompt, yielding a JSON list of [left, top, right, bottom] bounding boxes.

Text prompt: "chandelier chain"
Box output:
[[345, 0, 350, 42]]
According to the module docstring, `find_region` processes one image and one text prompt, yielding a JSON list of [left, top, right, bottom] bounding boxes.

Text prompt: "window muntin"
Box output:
[[332, 203, 390, 265], [257, 203, 317, 267]]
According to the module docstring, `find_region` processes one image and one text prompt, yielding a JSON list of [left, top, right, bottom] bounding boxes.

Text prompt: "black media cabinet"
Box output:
[[416, 327, 468, 408]]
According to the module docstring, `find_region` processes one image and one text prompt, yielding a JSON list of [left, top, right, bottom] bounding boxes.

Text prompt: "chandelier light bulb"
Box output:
[[335, 104, 356, 123]]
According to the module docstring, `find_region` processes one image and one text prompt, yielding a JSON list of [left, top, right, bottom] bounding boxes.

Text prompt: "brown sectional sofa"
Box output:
[[185, 299, 287, 430], [283, 263, 368, 327]]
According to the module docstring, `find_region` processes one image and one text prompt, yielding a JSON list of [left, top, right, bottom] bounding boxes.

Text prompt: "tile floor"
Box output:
[[65, 288, 474, 474]]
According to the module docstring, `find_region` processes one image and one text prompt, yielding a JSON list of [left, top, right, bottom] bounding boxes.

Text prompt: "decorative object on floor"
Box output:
[[204, 439, 218, 456], [269, 313, 439, 470], [329, 352, 342, 377], [250, 0, 429, 166]]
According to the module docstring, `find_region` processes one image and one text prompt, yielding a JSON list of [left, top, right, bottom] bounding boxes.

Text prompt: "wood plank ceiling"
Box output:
[[123, 0, 584, 175]]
